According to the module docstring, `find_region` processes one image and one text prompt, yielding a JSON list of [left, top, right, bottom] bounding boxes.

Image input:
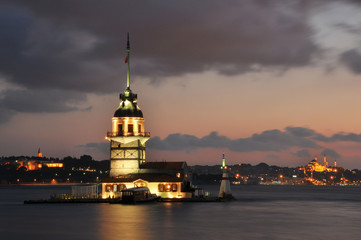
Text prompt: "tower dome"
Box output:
[[114, 89, 143, 118]]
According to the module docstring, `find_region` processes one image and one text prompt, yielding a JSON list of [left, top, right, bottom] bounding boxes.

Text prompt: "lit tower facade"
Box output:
[[107, 33, 150, 177]]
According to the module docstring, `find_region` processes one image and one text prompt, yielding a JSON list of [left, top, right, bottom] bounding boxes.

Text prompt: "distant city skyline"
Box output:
[[1, 1, 361, 168]]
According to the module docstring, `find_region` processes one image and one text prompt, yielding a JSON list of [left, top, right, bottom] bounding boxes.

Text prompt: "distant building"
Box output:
[[298, 155, 345, 185], [102, 34, 193, 199], [37, 148, 43, 158], [15, 148, 63, 171], [299, 155, 339, 173]]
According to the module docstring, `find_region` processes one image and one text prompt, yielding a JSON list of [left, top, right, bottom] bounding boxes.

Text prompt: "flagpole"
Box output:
[[126, 32, 130, 90]]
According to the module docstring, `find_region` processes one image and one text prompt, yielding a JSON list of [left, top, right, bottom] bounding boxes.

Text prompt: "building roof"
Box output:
[[102, 173, 183, 183], [141, 162, 186, 170], [114, 97, 143, 118]]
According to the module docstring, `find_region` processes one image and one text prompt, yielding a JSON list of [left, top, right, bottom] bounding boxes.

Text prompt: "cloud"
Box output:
[[266, 154, 280, 160], [316, 132, 361, 143], [0, 0, 321, 93], [340, 49, 361, 74], [0, 1, 359, 124], [285, 127, 316, 137], [321, 148, 341, 158], [0, 88, 90, 122], [76, 142, 109, 154], [293, 149, 311, 158], [148, 128, 321, 152], [148, 127, 361, 153]]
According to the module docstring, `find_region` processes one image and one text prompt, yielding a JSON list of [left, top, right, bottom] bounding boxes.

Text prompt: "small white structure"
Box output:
[[218, 154, 232, 198]]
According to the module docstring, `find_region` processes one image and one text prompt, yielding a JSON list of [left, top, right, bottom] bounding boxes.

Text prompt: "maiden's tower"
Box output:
[[102, 34, 193, 199]]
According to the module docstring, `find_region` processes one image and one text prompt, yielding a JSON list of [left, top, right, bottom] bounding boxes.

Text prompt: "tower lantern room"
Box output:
[[107, 33, 150, 177]]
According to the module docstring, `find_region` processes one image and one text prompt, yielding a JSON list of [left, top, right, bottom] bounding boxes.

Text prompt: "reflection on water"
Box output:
[[98, 204, 151, 240], [1, 185, 361, 240]]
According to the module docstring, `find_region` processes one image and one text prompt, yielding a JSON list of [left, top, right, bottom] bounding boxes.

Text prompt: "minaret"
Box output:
[[218, 154, 232, 199], [324, 155, 327, 167], [107, 33, 150, 177]]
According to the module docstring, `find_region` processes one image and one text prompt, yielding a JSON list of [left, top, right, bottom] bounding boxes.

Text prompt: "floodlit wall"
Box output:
[[101, 182, 190, 199]]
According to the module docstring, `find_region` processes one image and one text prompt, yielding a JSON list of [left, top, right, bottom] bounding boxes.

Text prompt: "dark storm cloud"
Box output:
[[340, 50, 361, 74], [2, 0, 359, 123], [0, 88, 90, 122], [0, 89, 88, 113], [1, 0, 319, 94], [321, 148, 341, 159], [293, 149, 311, 158]]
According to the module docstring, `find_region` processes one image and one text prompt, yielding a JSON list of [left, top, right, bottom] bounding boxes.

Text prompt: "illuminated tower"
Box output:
[[219, 154, 232, 198], [324, 155, 328, 167], [107, 33, 150, 177], [37, 148, 42, 158]]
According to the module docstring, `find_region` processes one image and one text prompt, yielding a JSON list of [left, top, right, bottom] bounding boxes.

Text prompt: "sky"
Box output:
[[1, 0, 361, 168]]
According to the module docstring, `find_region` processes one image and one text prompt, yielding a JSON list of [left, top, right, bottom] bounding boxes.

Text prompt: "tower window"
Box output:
[[128, 124, 133, 134], [118, 124, 123, 134], [138, 125, 142, 133]]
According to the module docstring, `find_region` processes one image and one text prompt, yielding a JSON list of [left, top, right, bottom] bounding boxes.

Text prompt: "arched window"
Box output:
[[135, 181, 147, 188]]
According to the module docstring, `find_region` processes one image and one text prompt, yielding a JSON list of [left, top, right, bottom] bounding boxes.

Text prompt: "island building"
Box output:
[[101, 34, 193, 199]]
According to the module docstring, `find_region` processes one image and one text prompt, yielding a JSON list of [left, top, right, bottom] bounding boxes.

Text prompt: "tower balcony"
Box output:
[[107, 131, 150, 138]]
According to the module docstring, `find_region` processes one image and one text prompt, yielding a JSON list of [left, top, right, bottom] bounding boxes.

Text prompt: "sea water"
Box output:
[[1, 185, 361, 240]]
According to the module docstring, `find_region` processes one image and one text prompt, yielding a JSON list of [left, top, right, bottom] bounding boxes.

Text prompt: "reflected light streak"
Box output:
[[98, 204, 152, 240]]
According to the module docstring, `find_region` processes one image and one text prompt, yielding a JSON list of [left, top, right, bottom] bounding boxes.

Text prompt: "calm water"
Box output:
[[1, 185, 361, 240]]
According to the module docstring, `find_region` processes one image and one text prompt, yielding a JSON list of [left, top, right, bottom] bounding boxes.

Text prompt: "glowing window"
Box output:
[[172, 184, 177, 192], [128, 124, 133, 133], [158, 184, 164, 192], [118, 184, 126, 191]]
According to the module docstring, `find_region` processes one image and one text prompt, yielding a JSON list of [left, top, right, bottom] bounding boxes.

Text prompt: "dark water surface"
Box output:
[[1, 185, 361, 240]]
